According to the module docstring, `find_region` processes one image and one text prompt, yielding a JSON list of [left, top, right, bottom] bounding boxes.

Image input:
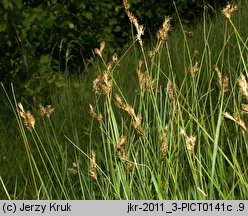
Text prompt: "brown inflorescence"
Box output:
[[18, 102, 35, 132]]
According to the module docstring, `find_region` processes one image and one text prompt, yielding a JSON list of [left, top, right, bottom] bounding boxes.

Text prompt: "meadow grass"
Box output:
[[0, 1, 248, 199]]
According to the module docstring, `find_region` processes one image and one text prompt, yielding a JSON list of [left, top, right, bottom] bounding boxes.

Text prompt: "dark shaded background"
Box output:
[[0, 0, 227, 96]]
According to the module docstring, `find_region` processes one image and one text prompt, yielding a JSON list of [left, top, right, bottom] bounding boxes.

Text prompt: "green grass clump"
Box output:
[[0, 1, 247, 199]]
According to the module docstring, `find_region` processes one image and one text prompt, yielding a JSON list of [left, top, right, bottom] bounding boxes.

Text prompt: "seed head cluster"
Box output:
[[39, 104, 54, 118], [137, 60, 155, 93], [180, 128, 196, 155], [89, 104, 103, 124], [89, 150, 97, 180], [214, 66, 229, 94], [222, 2, 237, 19], [223, 112, 247, 131], [156, 17, 171, 43], [115, 94, 144, 139], [18, 102, 35, 132], [160, 125, 169, 158], [238, 74, 248, 100], [123, 0, 144, 44]]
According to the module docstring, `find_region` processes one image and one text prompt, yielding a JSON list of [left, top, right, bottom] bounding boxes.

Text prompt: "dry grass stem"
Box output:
[[223, 112, 247, 131], [39, 104, 54, 118], [222, 2, 237, 19], [18, 102, 35, 132], [238, 74, 248, 100], [166, 80, 176, 101]]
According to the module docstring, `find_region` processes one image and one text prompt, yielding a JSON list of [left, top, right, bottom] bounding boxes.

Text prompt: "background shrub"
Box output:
[[0, 0, 227, 96]]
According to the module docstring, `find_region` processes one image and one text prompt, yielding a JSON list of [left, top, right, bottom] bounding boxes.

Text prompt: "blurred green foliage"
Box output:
[[0, 0, 225, 96]]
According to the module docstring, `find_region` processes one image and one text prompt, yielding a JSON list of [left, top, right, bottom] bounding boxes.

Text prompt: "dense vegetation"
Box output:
[[0, 0, 247, 199], [1, 0, 226, 96]]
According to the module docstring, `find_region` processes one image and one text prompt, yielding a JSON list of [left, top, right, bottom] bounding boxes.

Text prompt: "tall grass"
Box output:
[[0, 1, 247, 199]]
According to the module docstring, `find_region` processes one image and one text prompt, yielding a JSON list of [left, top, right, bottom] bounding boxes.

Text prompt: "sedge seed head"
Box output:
[[223, 112, 247, 131], [222, 2, 237, 19], [238, 74, 248, 100], [157, 16, 171, 43], [214, 66, 229, 94], [89, 150, 97, 180], [188, 61, 199, 78], [123, 0, 144, 44], [18, 102, 35, 132], [39, 104, 54, 118], [241, 104, 248, 114]]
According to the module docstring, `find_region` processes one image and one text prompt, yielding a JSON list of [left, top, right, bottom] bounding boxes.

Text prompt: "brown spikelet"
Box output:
[[89, 104, 102, 124], [89, 150, 97, 180], [214, 66, 229, 94], [222, 2, 237, 19], [156, 17, 171, 43], [137, 60, 144, 85], [101, 72, 112, 96], [166, 80, 175, 101], [125, 162, 134, 171], [188, 61, 199, 78], [114, 94, 126, 110], [39, 104, 54, 118], [185, 31, 194, 37], [92, 72, 112, 97], [94, 41, 105, 58], [68, 163, 78, 175], [125, 104, 137, 118], [115, 135, 135, 171], [123, 0, 130, 10], [116, 135, 127, 160], [18, 102, 35, 132], [123, 0, 144, 44], [148, 46, 160, 58], [112, 53, 118, 63], [238, 74, 248, 100], [223, 112, 247, 131], [144, 71, 155, 91], [241, 104, 248, 114], [93, 75, 102, 94], [106, 53, 118, 72], [180, 128, 196, 155], [160, 125, 169, 158], [114, 94, 137, 118], [137, 60, 155, 92], [132, 115, 144, 139]]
